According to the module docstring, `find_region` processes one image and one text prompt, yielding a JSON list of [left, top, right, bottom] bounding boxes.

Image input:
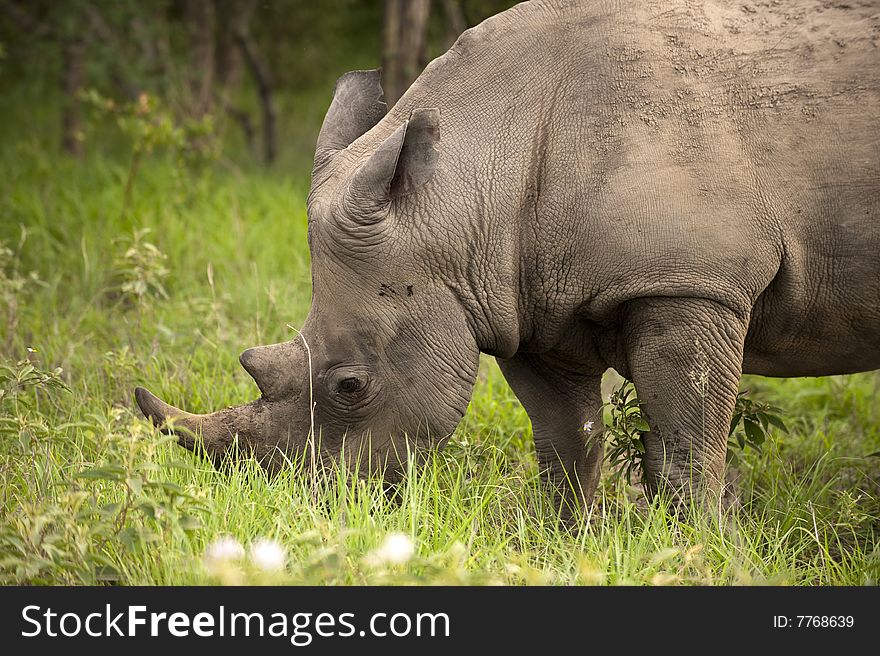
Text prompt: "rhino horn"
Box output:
[[134, 387, 249, 459], [238, 339, 305, 400], [314, 69, 387, 170]]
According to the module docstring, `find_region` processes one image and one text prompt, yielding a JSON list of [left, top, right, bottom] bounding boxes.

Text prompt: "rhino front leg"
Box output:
[[620, 297, 749, 510], [497, 354, 604, 519]]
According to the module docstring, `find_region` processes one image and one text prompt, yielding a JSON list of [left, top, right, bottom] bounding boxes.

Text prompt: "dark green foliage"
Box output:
[[603, 381, 648, 486], [603, 379, 791, 484], [0, 358, 207, 584], [728, 391, 788, 455]]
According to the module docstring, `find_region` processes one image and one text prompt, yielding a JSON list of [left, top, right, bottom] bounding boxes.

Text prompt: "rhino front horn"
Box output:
[[134, 386, 241, 457]]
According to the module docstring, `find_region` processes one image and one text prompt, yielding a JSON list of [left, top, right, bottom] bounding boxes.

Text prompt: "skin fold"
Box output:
[[136, 0, 880, 517]]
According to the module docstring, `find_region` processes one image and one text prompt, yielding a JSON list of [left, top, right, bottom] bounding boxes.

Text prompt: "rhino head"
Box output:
[[135, 70, 481, 481]]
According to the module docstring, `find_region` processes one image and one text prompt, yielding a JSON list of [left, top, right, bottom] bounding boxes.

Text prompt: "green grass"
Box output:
[[1, 134, 879, 586]]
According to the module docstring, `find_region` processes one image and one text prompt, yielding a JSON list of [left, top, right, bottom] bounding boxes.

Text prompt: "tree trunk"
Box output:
[[184, 0, 216, 118], [60, 37, 85, 158], [440, 0, 466, 50], [2, 1, 86, 157], [382, 0, 431, 107], [215, 0, 247, 91], [215, 0, 256, 154], [382, 0, 403, 106], [235, 26, 277, 164]]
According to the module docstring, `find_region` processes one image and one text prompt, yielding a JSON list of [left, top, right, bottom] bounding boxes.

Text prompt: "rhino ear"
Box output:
[[391, 108, 440, 196], [314, 69, 387, 170], [344, 108, 440, 217]]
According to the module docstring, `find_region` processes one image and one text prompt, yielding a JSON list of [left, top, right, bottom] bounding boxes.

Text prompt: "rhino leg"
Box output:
[[621, 297, 749, 510], [498, 354, 604, 520]]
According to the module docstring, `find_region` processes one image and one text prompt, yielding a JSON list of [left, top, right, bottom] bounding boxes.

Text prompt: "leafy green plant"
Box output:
[[80, 89, 220, 216], [727, 391, 788, 453], [603, 380, 790, 484], [110, 227, 170, 303], [69, 408, 206, 566], [0, 357, 68, 406], [0, 230, 43, 354], [0, 357, 206, 584], [603, 381, 649, 485], [0, 356, 69, 459]]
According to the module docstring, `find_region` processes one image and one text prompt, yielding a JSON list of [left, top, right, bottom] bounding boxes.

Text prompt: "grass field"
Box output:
[[2, 121, 879, 585]]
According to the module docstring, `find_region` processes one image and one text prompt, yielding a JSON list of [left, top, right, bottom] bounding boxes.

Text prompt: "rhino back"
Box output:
[[357, 1, 880, 372], [609, 1, 880, 376]]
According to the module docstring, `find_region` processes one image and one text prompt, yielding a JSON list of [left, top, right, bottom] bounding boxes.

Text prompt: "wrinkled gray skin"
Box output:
[[136, 0, 880, 515]]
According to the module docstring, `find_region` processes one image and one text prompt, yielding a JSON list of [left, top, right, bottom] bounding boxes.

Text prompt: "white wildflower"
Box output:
[[367, 532, 414, 566], [583, 420, 594, 433], [203, 536, 244, 574], [250, 538, 287, 572]]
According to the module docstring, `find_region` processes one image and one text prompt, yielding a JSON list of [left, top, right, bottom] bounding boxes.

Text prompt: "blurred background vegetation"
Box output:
[[0, 0, 516, 178]]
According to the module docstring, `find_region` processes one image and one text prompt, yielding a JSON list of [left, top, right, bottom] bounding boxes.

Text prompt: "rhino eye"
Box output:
[[338, 377, 364, 394]]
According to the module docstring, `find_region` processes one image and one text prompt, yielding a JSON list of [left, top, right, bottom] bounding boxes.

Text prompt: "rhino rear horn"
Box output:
[[344, 108, 440, 217], [314, 69, 387, 170]]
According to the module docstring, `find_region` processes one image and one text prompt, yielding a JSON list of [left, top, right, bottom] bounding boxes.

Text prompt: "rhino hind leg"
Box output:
[[621, 297, 749, 511], [497, 354, 604, 521]]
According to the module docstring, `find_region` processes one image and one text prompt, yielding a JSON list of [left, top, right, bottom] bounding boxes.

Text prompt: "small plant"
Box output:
[[80, 89, 220, 216], [603, 381, 649, 485], [0, 230, 42, 354], [69, 409, 206, 565], [110, 227, 170, 303], [0, 355, 206, 584], [603, 380, 789, 484], [0, 356, 68, 405], [0, 356, 69, 457], [727, 391, 788, 453]]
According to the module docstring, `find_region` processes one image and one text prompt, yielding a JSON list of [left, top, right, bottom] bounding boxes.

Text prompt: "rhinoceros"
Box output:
[[135, 0, 880, 514]]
